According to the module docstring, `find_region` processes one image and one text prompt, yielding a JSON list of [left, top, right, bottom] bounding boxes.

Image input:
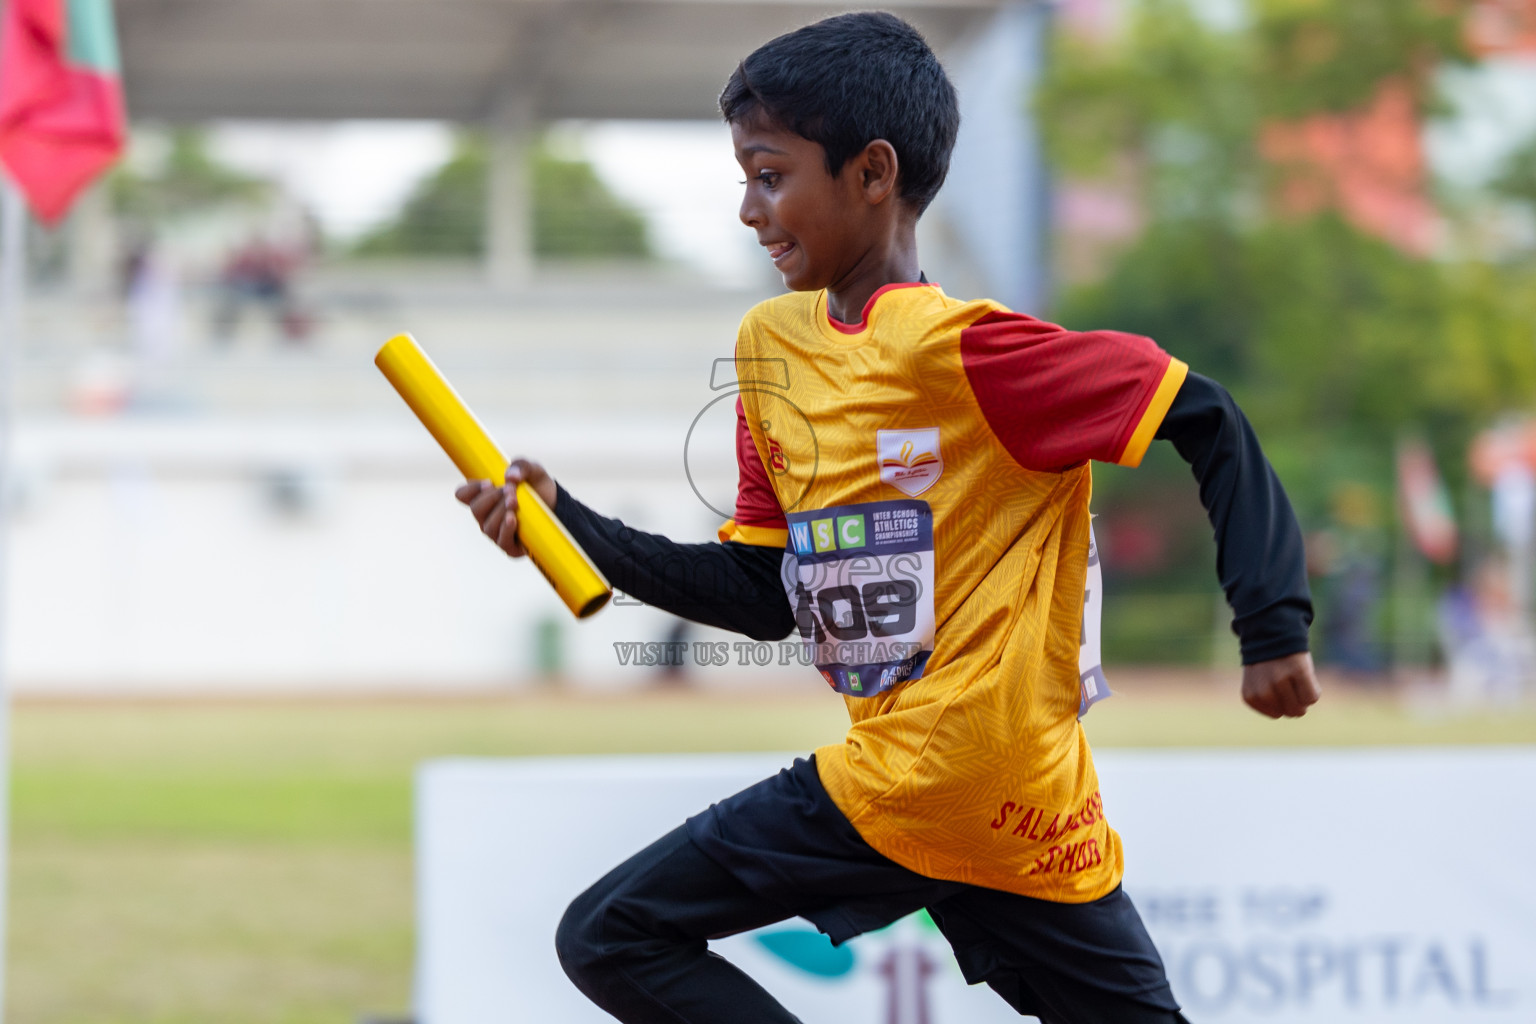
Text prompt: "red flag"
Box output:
[[0, 0, 126, 224], [1397, 437, 1459, 565]]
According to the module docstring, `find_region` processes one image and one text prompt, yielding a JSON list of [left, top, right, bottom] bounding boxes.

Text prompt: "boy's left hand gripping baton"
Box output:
[[375, 333, 612, 619]]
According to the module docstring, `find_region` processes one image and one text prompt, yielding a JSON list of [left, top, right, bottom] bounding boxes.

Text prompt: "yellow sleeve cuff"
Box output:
[[718, 520, 790, 547], [1119, 358, 1189, 468]]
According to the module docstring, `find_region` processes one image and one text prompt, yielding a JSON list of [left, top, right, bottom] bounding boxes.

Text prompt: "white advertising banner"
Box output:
[[415, 749, 1536, 1024]]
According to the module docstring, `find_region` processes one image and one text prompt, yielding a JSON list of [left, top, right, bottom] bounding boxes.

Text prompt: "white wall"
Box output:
[[4, 412, 799, 693]]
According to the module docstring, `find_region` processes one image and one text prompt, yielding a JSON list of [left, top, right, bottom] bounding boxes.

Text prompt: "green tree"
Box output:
[[353, 134, 651, 260], [532, 145, 650, 258], [1039, 0, 1536, 664], [353, 139, 487, 257], [1492, 135, 1536, 211], [1038, 0, 1529, 512], [1039, 0, 1473, 212], [1252, 0, 1471, 118], [112, 127, 272, 222]]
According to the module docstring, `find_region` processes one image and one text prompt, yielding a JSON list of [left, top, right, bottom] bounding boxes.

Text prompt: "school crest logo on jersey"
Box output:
[[877, 428, 942, 496]]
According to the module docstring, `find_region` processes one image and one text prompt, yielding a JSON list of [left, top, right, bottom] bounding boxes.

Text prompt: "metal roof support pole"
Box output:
[[486, 91, 535, 290], [66, 182, 118, 299], [0, 177, 24, 1024], [935, 0, 1055, 313]]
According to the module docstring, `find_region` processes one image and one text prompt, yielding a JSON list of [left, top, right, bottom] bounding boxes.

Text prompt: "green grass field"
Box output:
[[9, 680, 1535, 1023]]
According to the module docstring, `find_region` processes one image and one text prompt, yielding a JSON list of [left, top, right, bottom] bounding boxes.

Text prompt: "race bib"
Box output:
[[783, 499, 936, 697], [1079, 525, 1110, 718]]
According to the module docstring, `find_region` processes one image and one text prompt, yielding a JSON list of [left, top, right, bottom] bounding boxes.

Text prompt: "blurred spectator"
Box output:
[[125, 238, 181, 362], [212, 236, 312, 344], [655, 619, 692, 689], [1439, 556, 1536, 705], [1325, 556, 1385, 675], [1315, 484, 1387, 676]]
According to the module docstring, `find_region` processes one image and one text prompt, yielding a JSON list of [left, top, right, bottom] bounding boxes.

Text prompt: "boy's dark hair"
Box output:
[[719, 11, 960, 213]]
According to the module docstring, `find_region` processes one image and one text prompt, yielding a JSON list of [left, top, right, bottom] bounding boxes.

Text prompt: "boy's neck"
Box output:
[[824, 226, 922, 326]]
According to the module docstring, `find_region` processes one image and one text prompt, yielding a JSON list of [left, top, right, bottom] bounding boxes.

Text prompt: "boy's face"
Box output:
[[732, 117, 877, 294]]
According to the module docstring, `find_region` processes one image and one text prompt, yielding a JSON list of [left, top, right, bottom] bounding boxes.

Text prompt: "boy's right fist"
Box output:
[[455, 458, 558, 559]]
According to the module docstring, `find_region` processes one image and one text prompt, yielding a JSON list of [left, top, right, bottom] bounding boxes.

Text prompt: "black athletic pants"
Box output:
[[554, 758, 1189, 1023]]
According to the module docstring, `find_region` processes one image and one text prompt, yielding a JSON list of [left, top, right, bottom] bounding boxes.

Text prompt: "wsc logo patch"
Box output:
[[878, 428, 942, 496]]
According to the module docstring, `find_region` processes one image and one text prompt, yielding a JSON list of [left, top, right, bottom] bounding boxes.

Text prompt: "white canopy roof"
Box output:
[[118, 0, 1006, 121]]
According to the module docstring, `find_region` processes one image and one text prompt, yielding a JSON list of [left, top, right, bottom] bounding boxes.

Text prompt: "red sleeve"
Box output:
[[718, 396, 788, 546], [960, 310, 1189, 472]]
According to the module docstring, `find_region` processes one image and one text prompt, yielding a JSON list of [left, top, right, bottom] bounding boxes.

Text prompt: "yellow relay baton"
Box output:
[[375, 333, 612, 619]]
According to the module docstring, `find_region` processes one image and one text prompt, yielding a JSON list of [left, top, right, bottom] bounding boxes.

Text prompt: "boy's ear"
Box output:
[[857, 140, 900, 206]]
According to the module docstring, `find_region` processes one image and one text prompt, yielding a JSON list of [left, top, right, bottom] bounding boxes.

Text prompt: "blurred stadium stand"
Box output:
[[6, 2, 1067, 693], [106, 0, 1039, 294]]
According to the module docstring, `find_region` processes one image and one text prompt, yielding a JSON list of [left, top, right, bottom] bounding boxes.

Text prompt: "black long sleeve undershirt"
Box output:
[[1154, 371, 1313, 663], [553, 371, 1313, 663], [552, 486, 797, 642]]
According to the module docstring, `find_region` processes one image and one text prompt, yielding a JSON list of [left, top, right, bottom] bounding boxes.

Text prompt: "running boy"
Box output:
[[458, 11, 1319, 1022]]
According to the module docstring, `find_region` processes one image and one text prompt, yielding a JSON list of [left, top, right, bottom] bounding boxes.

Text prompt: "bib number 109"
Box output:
[[783, 499, 936, 697]]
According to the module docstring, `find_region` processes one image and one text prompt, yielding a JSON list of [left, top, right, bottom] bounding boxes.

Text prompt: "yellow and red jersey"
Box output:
[[718, 282, 1186, 902]]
